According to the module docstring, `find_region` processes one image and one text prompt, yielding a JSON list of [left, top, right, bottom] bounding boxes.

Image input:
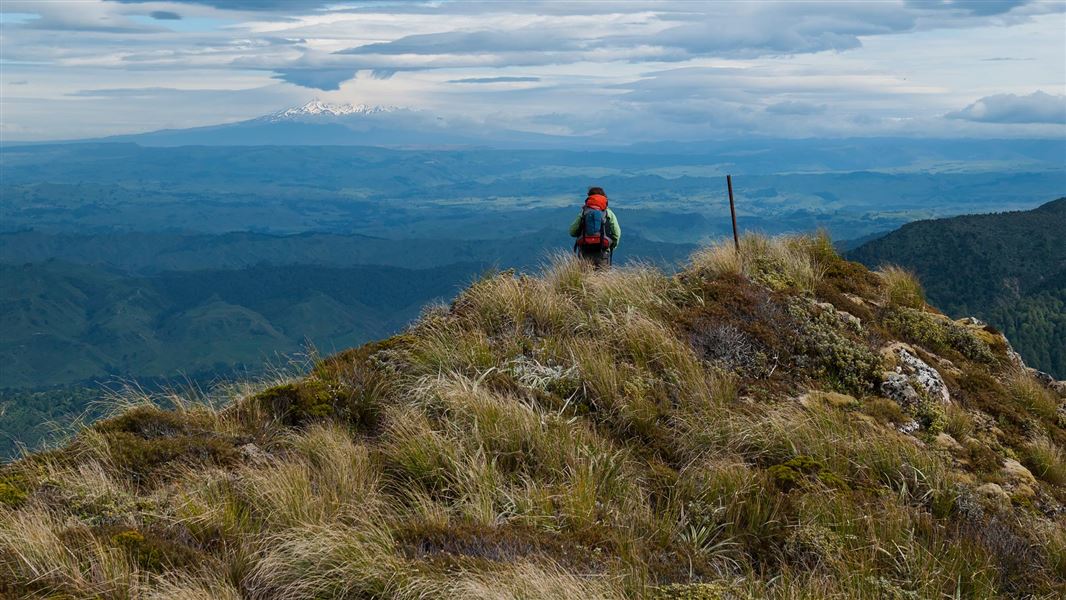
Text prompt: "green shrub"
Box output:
[[104, 526, 205, 572], [95, 405, 213, 438], [767, 456, 832, 492], [103, 430, 238, 484], [915, 395, 946, 434], [653, 583, 728, 600], [787, 300, 882, 395], [0, 481, 28, 508], [881, 307, 995, 363], [91, 405, 240, 484]]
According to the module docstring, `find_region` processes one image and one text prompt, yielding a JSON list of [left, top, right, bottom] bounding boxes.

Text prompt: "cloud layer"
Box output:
[[948, 91, 1066, 124], [2, 0, 1064, 141]]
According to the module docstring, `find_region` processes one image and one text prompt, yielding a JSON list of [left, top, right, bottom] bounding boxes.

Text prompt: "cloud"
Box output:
[[947, 91, 1066, 124], [149, 11, 182, 21], [340, 29, 585, 56], [449, 76, 541, 84], [66, 87, 188, 98], [116, 0, 336, 10], [906, 0, 1028, 16], [766, 101, 828, 115], [273, 68, 357, 90], [2, 0, 1063, 139]]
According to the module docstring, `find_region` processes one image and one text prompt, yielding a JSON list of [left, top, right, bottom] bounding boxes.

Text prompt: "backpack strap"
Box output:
[[574, 207, 586, 253], [600, 208, 608, 247]]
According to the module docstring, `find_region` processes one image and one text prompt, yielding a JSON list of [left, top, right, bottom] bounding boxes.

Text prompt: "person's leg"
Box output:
[[578, 246, 611, 269]]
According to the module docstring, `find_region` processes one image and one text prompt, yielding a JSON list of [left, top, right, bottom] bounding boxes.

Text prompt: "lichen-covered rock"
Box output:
[[933, 432, 964, 453], [1002, 458, 1038, 488], [239, 442, 270, 465], [899, 348, 950, 404], [881, 372, 921, 408], [1028, 368, 1066, 398], [897, 419, 921, 434], [879, 345, 950, 409], [976, 482, 1010, 505]]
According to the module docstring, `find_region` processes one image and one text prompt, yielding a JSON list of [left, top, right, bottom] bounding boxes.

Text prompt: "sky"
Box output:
[[1, 0, 1064, 142]]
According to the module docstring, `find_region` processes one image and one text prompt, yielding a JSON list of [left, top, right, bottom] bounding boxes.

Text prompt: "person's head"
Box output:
[[585, 186, 607, 209]]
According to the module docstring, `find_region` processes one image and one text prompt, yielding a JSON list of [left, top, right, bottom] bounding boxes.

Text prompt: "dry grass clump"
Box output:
[[1005, 369, 1060, 423], [878, 265, 925, 309], [0, 508, 145, 598], [1023, 436, 1066, 486], [414, 561, 628, 599], [146, 571, 242, 600], [4, 233, 1065, 598], [690, 233, 827, 293]]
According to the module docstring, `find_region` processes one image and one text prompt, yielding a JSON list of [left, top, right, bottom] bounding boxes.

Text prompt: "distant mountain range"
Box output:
[[849, 198, 1066, 378], [61, 99, 574, 149], [9, 100, 1066, 166]]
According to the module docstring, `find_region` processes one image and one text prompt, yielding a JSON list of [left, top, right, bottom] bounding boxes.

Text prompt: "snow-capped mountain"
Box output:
[[264, 99, 399, 122], [75, 99, 569, 148]]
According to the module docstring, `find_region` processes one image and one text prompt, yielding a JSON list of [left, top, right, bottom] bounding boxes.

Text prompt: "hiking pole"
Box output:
[[727, 174, 739, 252]]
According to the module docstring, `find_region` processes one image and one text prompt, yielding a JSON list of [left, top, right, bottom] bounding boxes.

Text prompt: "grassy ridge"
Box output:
[[1, 235, 1064, 598]]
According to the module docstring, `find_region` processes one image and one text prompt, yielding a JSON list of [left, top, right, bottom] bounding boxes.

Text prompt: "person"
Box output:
[[569, 186, 621, 269]]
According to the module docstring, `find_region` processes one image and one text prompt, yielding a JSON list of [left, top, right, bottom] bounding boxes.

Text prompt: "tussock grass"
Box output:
[[247, 521, 401, 599], [411, 561, 628, 599], [878, 265, 925, 309], [1005, 369, 1060, 423], [0, 508, 144, 598], [1023, 436, 1066, 486], [146, 571, 242, 600], [4, 232, 1065, 598], [691, 233, 826, 293]]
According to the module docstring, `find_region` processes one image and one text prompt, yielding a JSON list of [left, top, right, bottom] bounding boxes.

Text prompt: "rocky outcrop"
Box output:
[[880, 343, 950, 408]]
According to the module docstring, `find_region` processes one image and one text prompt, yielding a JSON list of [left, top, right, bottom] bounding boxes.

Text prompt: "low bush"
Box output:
[[787, 300, 882, 395], [881, 307, 996, 363]]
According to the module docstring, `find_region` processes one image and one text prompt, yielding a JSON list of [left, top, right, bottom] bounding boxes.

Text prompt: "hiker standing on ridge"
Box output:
[[570, 186, 621, 269]]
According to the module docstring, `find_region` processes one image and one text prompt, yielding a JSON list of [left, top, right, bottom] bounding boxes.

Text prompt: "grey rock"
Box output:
[[239, 443, 270, 465], [1030, 369, 1056, 387], [897, 420, 921, 434], [897, 348, 950, 405], [882, 373, 922, 408], [880, 347, 951, 408]]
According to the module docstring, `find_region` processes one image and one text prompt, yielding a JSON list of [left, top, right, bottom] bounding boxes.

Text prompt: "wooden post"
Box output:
[[727, 174, 739, 252]]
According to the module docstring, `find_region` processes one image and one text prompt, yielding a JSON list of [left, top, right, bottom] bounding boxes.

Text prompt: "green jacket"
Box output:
[[569, 207, 621, 249]]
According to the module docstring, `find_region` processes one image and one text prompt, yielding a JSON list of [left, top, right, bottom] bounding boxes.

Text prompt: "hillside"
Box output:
[[0, 261, 485, 389], [0, 234, 694, 457], [848, 198, 1066, 378], [2, 235, 1065, 598]]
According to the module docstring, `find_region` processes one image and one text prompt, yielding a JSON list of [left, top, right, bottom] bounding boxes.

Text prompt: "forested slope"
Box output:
[[849, 198, 1066, 377]]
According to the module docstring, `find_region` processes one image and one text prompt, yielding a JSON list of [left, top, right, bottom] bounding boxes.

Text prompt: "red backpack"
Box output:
[[576, 194, 612, 249]]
